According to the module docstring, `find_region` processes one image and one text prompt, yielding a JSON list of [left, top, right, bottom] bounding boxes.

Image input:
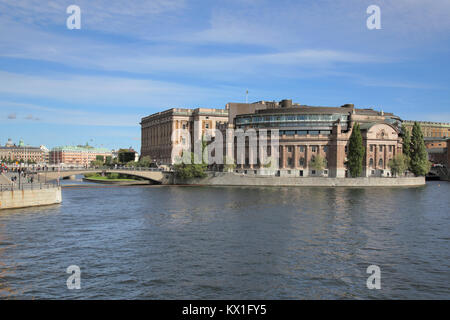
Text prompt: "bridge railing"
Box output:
[[54, 167, 164, 172], [27, 167, 165, 176], [110, 167, 164, 172]]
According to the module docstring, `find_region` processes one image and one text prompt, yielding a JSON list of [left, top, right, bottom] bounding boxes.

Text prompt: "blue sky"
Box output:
[[0, 0, 449, 151]]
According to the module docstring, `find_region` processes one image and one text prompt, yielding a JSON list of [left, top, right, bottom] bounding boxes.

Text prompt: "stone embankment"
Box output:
[[0, 184, 62, 210], [175, 172, 426, 187]]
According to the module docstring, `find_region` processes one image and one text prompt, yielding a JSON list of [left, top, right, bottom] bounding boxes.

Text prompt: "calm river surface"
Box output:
[[0, 181, 449, 299]]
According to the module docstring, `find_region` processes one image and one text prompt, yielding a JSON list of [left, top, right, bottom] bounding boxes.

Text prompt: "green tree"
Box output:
[[138, 156, 152, 167], [125, 160, 137, 167], [118, 149, 136, 164], [96, 155, 105, 163], [309, 154, 326, 174], [174, 137, 209, 179], [410, 122, 431, 176], [174, 151, 207, 179], [347, 123, 365, 177], [401, 124, 411, 159], [388, 154, 409, 177], [90, 160, 104, 167]]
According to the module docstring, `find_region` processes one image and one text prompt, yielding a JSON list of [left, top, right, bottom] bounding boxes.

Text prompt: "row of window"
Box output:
[[369, 158, 387, 167], [369, 145, 394, 152], [283, 145, 328, 153], [238, 169, 328, 176], [237, 123, 344, 130], [285, 156, 326, 167], [280, 130, 332, 135], [236, 114, 348, 124]]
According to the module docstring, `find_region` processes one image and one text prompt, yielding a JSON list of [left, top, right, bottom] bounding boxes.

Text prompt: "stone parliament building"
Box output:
[[140, 108, 229, 165], [141, 99, 404, 177]]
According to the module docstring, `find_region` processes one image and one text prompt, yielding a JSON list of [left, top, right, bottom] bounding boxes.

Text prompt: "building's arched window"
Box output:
[[378, 158, 383, 167], [369, 158, 374, 167]]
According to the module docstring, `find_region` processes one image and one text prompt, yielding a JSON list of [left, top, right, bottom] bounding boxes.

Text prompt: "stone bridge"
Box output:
[[37, 169, 173, 184]]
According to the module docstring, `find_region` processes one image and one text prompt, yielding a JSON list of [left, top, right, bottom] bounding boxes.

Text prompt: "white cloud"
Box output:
[[0, 17, 389, 77], [0, 101, 139, 126], [2, 0, 446, 81], [355, 76, 438, 90], [183, 10, 283, 46], [0, 71, 239, 108], [0, 0, 185, 36]]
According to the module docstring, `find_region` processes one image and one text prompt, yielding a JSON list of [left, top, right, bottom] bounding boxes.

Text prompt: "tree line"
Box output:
[[90, 150, 156, 168]]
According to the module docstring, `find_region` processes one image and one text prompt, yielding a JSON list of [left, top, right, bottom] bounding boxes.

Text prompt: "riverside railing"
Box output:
[[0, 182, 59, 192]]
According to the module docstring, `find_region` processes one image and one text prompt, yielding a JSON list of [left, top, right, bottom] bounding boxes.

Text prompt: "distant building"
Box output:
[[117, 148, 139, 163], [40, 145, 50, 164], [49, 145, 112, 166], [402, 121, 450, 139], [425, 137, 448, 165], [111, 149, 119, 159], [0, 139, 46, 164], [140, 108, 228, 164]]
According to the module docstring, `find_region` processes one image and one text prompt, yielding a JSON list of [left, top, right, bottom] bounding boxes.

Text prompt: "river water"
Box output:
[[0, 180, 449, 299]]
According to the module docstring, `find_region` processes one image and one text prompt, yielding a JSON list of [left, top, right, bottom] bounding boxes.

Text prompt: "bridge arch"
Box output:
[[37, 169, 171, 184]]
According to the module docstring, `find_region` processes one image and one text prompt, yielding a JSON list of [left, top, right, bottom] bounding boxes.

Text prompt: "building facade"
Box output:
[[402, 121, 450, 139], [49, 145, 112, 166], [141, 99, 404, 177], [140, 108, 228, 164], [425, 137, 448, 165], [226, 99, 403, 177], [0, 139, 46, 164]]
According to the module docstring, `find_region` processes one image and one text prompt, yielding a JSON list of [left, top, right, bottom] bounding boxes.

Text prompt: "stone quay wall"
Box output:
[[175, 172, 426, 187], [0, 187, 62, 210]]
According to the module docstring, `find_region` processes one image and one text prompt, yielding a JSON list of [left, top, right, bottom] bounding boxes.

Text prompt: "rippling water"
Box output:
[[0, 181, 449, 299]]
